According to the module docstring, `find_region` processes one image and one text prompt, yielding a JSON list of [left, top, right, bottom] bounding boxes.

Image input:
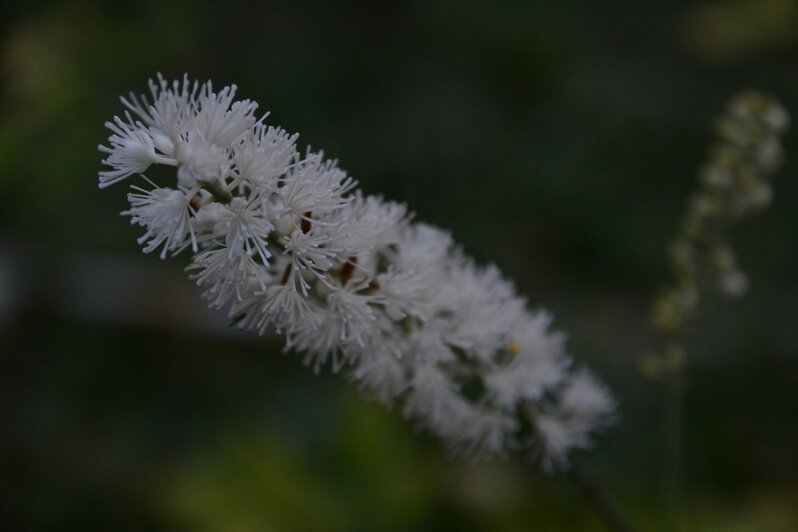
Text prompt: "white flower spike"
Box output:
[[98, 74, 616, 470]]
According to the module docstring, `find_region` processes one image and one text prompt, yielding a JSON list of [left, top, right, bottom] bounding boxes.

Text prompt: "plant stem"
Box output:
[[201, 180, 233, 204], [665, 368, 686, 531], [567, 458, 637, 532]]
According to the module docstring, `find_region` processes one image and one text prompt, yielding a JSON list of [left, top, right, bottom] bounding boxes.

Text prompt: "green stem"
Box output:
[[567, 458, 637, 532], [665, 368, 686, 532], [201, 180, 233, 204]]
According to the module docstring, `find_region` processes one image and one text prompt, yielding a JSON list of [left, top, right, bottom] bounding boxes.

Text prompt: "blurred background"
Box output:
[[1, 0, 797, 530]]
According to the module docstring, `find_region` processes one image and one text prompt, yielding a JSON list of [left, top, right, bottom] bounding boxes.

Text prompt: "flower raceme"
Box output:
[[98, 75, 615, 470]]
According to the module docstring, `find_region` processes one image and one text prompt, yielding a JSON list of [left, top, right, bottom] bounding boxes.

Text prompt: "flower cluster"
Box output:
[[644, 91, 789, 376], [99, 75, 615, 470]]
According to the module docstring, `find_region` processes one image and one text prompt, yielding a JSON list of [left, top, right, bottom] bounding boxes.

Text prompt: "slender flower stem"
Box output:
[[665, 368, 685, 531], [567, 458, 637, 532]]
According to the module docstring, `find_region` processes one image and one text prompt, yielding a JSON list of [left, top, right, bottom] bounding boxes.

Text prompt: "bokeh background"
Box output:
[[1, 0, 797, 530]]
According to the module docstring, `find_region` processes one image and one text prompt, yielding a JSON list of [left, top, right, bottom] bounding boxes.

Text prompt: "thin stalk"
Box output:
[[665, 368, 686, 532], [566, 458, 637, 532]]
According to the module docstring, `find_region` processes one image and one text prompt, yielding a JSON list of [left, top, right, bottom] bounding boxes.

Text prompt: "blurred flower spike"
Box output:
[[98, 74, 615, 471], [643, 91, 789, 377]]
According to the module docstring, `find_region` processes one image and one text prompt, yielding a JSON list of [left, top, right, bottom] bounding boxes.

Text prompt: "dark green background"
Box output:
[[1, 0, 797, 530]]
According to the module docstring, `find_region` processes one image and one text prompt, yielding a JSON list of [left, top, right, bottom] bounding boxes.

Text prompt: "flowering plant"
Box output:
[[98, 75, 615, 471]]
